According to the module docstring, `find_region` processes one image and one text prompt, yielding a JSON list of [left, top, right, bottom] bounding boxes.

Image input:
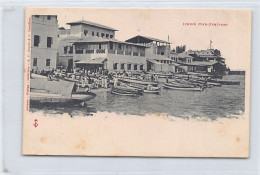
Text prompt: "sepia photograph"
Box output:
[[23, 8, 251, 157]]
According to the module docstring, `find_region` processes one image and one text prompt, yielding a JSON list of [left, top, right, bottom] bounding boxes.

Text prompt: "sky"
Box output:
[[29, 8, 251, 70]]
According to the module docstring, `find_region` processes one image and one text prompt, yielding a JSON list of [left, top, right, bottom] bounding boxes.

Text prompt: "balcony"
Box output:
[[96, 49, 106, 54], [85, 49, 94, 54], [72, 49, 144, 57]]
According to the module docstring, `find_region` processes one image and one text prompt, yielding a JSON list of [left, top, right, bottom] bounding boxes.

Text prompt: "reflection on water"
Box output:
[[30, 75, 245, 120]]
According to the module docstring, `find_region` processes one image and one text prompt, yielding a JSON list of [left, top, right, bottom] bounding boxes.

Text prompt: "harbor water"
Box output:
[[30, 75, 245, 120]]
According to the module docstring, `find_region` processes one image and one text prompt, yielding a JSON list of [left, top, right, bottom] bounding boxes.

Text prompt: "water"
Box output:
[[30, 75, 245, 120]]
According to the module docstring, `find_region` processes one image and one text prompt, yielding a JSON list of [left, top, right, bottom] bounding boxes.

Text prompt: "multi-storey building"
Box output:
[[170, 48, 226, 74], [126, 35, 174, 72], [57, 20, 147, 73], [31, 15, 58, 73]]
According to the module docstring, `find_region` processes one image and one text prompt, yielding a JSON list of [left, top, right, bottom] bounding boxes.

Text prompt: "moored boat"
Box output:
[[162, 83, 203, 91], [120, 78, 159, 86], [30, 78, 96, 106], [111, 87, 139, 96], [208, 78, 240, 85], [127, 83, 161, 94]]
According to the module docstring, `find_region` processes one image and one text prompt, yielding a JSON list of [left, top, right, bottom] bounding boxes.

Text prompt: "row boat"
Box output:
[[127, 84, 161, 94], [111, 87, 139, 96], [120, 78, 159, 86], [207, 79, 240, 85], [162, 83, 203, 91]]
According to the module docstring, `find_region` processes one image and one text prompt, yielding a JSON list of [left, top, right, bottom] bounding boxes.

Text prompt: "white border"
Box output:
[[1, 0, 260, 174]]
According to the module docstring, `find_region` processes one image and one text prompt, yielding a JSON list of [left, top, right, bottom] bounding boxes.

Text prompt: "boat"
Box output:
[[111, 87, 139, 96], [115, 85, 143, 95], [146, 72, 173, 78], [207, 78, 240, 85], [127, 84, 161, 94], [143, 89, 161, 94], [120, 78, 159, 86], [162, 83, 203, 91], [30, 78, 96, 106]]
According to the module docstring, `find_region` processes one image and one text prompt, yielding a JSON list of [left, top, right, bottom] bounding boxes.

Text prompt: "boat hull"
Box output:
[[163, 83, 203, 91], [30, 91, 96, 104]]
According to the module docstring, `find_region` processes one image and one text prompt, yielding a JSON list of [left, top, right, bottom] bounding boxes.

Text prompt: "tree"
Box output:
[[214, 49, 221, 56], [176, 45, 186, 53]]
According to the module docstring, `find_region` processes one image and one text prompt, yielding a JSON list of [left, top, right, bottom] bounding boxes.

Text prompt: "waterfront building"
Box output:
[[170, 48, 226, 74], [125, 35, 174, 72], [31, 15, 58, 73], [57, 20, 147, 73]]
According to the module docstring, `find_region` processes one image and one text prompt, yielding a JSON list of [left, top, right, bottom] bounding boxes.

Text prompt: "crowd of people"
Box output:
[[34, 67, 162, 92]]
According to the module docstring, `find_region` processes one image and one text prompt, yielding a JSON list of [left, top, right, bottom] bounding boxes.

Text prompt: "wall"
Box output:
[[69, 24, 115, 39], [31, 15, 58, 72]]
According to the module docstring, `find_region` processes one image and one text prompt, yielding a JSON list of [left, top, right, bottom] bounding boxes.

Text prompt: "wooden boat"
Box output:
[[169, 81, 196, 88], [30, 89, 95, 104], [111, 87, 139, 96], [206, 81, 221, 87], [208, 78, 240, 85], [127, 84, 161, 94], [143, 89, 161, 94], [115, 86, 143, 95], [162, 83, 203, 91], [120, 78, 159, 86], [146, 72, 173, 78], [30, 78, 96, 105]]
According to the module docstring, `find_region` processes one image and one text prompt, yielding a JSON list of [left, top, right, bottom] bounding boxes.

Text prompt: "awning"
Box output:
[[180, 61, 218, 66], [147, 60, 163, 64], [75, 58, 107, 65], [170, 62, 180, 66]]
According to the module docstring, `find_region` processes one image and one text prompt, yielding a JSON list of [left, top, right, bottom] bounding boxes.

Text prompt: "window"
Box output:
[[96, 32, 99, 37], [35, 15, 40, 18], [118, 44, 122, 50], [92, 31, 95, 36], [34, 35, 40, 47], [127, 64, 131, 70], [140, 65, 143, 70], [47, 37, 53, 48], [46, 59, 51, 66], [106, 34, 109, 38], [99, 44, 102, 49], [121, 63, 125, 70], [69, 46, 73, 54], [161, 52, 164, 55], [110, 35, 113, 39], [33, 58, 37, 66], [134, 64, 137, 70], [84, 30, 88, 36], [113, 63, 118, 70], [101, 33, 104, 37], [109, 43, 113, 50], [64, 46, 68, 54], [47, 15, 51, 20]]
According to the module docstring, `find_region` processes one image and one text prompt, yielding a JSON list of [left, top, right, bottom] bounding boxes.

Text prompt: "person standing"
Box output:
[[104, 76, 108, 89], [114, 76, 118, 87]]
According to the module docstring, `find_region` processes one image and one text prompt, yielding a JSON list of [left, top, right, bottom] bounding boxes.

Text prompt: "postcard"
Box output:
[[23, 8, 251, 157]]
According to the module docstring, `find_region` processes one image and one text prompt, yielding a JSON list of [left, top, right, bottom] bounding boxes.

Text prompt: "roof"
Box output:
[[75, 58, 107, 65], [170, 62, 181, 66], [188, 49, 215, 57], [152, 56, 172, 61], [125, 35, 170, 44], [71, 37, 148, 47], [67, 20, 118, 31], [180, 61, 218, 66], [147, 60, 163, 64], [177, 52, 193, 58]]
